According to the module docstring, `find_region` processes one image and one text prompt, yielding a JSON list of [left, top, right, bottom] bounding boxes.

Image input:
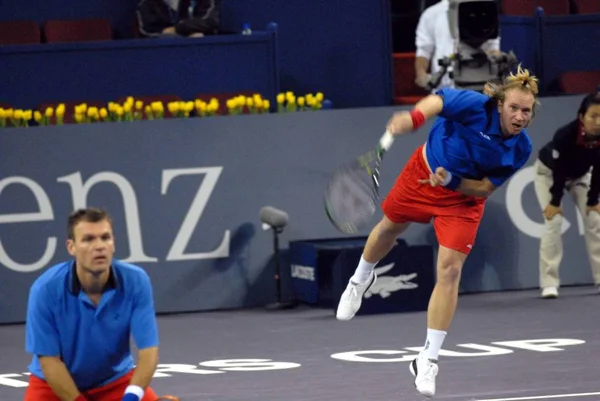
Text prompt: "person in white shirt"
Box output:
[[415, 0, 501, 91]]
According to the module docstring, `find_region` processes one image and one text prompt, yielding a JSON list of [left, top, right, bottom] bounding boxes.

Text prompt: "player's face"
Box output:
[[581, 104, 600, 136], [498, 89, 535, 136], [67, 219, 115, 290]]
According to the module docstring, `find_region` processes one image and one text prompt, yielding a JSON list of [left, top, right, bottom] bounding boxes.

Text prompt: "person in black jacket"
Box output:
[[533, 92, 600, 298], [136, 0, 219, 38]]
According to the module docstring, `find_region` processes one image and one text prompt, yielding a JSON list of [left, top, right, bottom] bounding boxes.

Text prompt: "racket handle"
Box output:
[[379, 130, 395, 152]]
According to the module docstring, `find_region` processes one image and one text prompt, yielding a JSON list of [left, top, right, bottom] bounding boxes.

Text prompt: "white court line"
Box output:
[[476, 391, 600, 401]]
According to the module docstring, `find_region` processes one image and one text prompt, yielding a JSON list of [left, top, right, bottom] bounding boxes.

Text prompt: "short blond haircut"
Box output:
[[483, 64, 540, 116]]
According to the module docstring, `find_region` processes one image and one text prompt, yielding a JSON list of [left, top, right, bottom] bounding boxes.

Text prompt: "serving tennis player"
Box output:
[[23, 207, 166, 401], [336, 66, 539, 398]]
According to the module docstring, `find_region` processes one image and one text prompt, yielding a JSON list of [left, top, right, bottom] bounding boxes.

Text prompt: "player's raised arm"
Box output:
[[385, 94, 444, 136]]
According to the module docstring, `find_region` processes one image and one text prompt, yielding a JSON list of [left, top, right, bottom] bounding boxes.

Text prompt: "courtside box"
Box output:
[[290, 237, 434, 314], [332, 239, 435, 316], [289, 237, 367, 308]]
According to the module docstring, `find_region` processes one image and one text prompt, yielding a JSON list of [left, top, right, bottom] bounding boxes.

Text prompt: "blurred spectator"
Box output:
[[137, 0, 220, 38]]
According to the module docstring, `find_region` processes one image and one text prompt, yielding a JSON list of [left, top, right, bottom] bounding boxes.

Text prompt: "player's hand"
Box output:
[[386, 111, 415, 135], [586, 204, 600, 216], [543, 204, 562, 220], [419, 167, 448, 187]]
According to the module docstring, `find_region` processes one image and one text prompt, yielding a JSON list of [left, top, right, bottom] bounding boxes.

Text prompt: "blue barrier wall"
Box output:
[[0, 94, 593, 324], [540, 14, 600, 94], [499, 16, 541, 76], [219, 0, 394, 108], [0, 0, 393, 109], [499, 10, 600, 94], [1, 27, 280, 111]]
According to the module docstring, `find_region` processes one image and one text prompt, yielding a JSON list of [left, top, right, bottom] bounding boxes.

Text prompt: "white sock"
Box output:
[[350, 255, 377, 284], [422, 328, 447, 360]]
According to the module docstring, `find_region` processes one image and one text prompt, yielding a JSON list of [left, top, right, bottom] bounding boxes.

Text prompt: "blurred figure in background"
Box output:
[[137, 0, 220, 38]]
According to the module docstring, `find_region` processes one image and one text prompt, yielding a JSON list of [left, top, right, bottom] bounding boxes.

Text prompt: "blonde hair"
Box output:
[[483, 64, 540, 114]]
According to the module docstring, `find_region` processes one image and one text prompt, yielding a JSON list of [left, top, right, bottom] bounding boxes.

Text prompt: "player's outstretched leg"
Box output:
[[336, 216, 409, 320], [410, 244, 468, 398]]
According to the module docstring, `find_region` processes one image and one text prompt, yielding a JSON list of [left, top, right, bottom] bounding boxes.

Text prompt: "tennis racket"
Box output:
[[324, 130, 395, 234]]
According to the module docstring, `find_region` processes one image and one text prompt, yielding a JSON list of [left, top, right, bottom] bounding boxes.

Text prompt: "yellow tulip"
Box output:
[[0, 109, 5, 119], [255, 99, 263, 109], [263, 100, 270, 109], [286, 91, 293, 99], [108, 102, 116, 112], [75, 114, 84, 123], [23, 110, 32, 120], [288, 96, 296, 105], [246, 97, 254, 107], [185, 101, 194, 112], [298, 97, 305, 107], [56, 104, 65, 116], [87, 107, 98, 117], [151, 102, 163, 112], [45, 107, 54, 118], [226, 99, 236, 109], [34, 111, 42, 122], [199, 102, 207, 112], [5, 109, 14, 118], [144, 105, 154, 120], [115, 106, 124, 116], [135, 100, 143, 110], [168, 102, 180, 114], [123, 102, 132, 113], [99, 108, 108, 118], [208, 103, 219, 113], [316, 92, 324, 102], [126, 96, 134, 106], [14, 109, 24, 119], [253, 94, 262, 102], [277, 93, 285, 104]]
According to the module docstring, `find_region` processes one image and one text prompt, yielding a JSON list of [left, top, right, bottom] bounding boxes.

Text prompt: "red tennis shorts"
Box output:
[[381, 144, 486, 254], [24, 370, 159, 401]]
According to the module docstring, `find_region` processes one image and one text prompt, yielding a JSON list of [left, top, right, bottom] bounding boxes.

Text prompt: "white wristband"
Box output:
[[125, 385, 145, 399], [379, 130, 395, 151], [441, 171, 452, 186]]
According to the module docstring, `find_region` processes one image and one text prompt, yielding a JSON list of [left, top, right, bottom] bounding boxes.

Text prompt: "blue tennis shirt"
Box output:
[[25, 260, 159, 391], [425, 88, 532, 190]]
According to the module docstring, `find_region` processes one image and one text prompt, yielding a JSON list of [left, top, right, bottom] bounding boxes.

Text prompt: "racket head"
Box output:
[[324, 149, 383, 234]]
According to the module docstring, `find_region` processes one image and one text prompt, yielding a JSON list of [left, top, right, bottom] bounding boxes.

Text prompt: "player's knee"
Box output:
[[436, 260, 463, 285]]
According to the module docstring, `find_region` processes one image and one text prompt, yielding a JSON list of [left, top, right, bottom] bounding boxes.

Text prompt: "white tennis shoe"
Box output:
[[335, 271, 376, 320], [410, 354, 438, 398]]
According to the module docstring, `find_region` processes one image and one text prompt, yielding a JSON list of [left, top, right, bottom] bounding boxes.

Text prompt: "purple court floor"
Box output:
[[0, 286, 598, 401]]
